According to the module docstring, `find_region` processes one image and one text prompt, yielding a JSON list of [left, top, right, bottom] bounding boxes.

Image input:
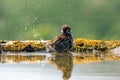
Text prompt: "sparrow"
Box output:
[[50, 25, 73, 53]]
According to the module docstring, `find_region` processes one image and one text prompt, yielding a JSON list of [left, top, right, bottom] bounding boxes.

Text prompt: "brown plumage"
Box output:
[[50, 25, 73, 53]]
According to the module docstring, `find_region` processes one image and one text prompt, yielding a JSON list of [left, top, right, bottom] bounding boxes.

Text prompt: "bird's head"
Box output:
[[61, 25, 72, 35]]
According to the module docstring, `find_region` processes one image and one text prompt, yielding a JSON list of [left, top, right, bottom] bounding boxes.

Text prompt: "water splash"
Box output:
[[34, 33, 39, 38], [25, 27, 27, 30], [33, 17, 38, 22], [32, 29, 41, 38]]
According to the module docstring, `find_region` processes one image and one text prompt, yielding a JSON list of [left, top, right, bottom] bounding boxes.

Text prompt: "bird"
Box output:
[[50, 25, 73, 53]]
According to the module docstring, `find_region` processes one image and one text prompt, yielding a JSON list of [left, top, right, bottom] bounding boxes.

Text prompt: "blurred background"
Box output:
[[0, 0, 120, 40]]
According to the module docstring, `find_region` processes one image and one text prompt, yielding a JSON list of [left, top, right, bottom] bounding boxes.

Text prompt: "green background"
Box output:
[[0, 0, 120, 40]]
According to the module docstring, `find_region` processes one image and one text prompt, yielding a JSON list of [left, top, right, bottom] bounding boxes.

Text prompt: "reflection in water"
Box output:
[[0, 52, 120, 64], [0, 52, 120, 80], [73, 51, 120, 64], [0, 52, 46, 63], [0, 51, 120, 64], [50, 53, 73, 80]]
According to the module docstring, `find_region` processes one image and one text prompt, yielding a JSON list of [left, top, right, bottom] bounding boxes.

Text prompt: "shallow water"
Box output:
[[0, 52, 120, 80]]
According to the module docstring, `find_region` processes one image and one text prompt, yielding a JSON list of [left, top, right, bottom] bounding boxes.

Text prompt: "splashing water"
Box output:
[[33, 17, 38, 22], [25, 27, 27, 31], [34, 33, 39, 38], [32, 28, 41, 38]]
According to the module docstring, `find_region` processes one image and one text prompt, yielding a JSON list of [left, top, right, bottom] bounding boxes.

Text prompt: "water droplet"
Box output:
[[25, 27, 27, 30], [34, 33, 39, 38], [33, 17, 38, 22]]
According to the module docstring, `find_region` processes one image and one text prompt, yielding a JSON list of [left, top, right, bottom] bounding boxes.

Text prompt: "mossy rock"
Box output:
[[3, 40, 46, 52], [73, 38, 120, 52], [0, 38, 120, 52]]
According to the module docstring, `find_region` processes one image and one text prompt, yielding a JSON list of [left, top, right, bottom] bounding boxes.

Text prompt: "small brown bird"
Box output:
[[50, 25, 73, 53]]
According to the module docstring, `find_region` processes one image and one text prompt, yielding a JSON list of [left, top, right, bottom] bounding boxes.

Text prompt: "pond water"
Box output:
[[0, 52, 120, 80]]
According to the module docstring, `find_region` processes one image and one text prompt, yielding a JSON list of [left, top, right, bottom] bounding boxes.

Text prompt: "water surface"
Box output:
[[0, 52, 120, 80]]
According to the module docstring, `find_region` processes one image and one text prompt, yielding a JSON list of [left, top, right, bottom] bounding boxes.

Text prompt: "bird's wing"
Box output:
[[50, 34, 66, 46]]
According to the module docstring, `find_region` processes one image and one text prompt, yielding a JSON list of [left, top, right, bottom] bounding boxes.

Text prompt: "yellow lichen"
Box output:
[[4, 40, 46, 52], [73, 38, 120, 52], [1, 38, 120, 52]]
